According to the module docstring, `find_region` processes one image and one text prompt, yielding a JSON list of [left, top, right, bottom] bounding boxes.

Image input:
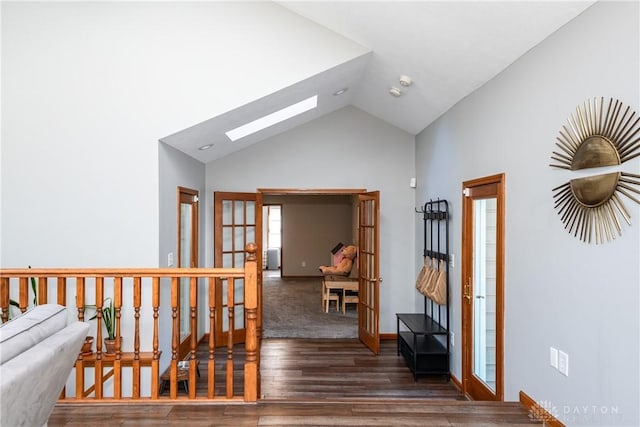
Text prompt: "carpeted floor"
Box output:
[[262, 272, 357, 338]]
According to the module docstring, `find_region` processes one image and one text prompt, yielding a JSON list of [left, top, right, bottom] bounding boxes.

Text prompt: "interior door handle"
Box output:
[[463, 278, 472, 304]]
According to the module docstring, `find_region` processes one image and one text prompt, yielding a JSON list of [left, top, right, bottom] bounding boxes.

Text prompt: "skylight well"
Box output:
[[225, 95, 318, 142]]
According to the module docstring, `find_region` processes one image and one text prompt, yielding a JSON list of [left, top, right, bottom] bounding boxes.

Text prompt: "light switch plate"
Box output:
[[558, 350, 569, 376], [550, 347, 558, 369]]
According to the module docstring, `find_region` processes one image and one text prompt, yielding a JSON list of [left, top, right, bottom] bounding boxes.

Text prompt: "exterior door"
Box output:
[[358, 191, 380, 354], [461, 174, 505, 401], [214, 192, 262, 345]]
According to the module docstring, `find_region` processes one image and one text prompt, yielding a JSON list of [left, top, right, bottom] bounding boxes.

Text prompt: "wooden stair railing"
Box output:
[[0, 243, 259, 403]]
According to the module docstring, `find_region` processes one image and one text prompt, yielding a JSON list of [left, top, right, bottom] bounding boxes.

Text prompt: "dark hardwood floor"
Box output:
[[49, 338, 539, 426], [261, 339, 462, 400]]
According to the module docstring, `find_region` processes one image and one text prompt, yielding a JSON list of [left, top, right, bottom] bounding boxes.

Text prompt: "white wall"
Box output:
[[1, 1, 367, 268], [206, 106, 416, 333], [415, 1, 639, 424]]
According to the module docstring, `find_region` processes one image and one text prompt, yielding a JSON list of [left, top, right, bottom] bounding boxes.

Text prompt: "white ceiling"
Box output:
[[162, 1, 595, 163]]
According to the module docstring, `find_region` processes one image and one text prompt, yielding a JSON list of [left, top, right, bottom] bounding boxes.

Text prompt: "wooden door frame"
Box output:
[[177, 186, 199, 359], [257, 188, 375, 344], [461, 173, 505, 401]]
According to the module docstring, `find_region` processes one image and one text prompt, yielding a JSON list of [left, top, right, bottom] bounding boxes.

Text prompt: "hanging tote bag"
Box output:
[[415, 257, 429, 295], [420, 257, 437, 296], [431, 259, 448, 305]]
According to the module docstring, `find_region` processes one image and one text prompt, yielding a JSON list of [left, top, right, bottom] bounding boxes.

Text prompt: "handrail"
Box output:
[[0, 243, 259, 403], [0, 268, 245, 277]]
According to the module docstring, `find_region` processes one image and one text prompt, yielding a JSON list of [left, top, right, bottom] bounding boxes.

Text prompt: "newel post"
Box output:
[[244, 242, 258, 402]]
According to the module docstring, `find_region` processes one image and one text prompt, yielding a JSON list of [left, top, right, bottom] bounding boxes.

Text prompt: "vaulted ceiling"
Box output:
[[161, 1, 595, 163]]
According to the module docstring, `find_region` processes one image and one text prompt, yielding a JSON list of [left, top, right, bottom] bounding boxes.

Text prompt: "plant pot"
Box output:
[[81, 336, 94, 355], [104, 338, 118, 356]]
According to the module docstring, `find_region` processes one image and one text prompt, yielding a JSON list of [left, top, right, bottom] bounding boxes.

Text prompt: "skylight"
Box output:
[[225, 95, 318, 142]]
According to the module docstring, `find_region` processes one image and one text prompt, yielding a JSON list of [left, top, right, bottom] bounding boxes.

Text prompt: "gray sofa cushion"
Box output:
[[0, 320, 89, 427], [0, 304, 68, 365]]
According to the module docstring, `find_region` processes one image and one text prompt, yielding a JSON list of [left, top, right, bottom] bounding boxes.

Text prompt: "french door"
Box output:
[[461, 174, 505, 400], [358, 191, 380, 354], [214, 192, 262, 345]]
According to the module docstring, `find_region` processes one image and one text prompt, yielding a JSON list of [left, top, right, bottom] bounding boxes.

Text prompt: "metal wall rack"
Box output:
[[396, 199, 450, 380]]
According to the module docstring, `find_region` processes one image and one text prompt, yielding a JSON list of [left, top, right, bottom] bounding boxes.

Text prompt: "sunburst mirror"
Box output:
[[550, 97, 640, 244]]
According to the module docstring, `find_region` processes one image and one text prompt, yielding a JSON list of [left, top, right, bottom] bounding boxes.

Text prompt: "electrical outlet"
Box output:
[[450, 332, 455, 346], [558, 350, 569, 376], [167, 252, 174, 267], [550, 347, 558, 369]]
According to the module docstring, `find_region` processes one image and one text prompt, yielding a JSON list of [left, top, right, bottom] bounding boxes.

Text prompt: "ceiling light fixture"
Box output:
[[198, 144, 213, 151], [399, 75, 413, 87], [225, 95, 318, 142], [333, 88, 348, 96], [389, 87, 403, 97]]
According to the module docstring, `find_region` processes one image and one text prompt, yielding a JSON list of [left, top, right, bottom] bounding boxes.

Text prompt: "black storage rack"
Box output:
[[396, 199, 450, 380]]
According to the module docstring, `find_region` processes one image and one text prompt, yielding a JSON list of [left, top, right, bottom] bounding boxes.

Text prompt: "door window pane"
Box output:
[[222, 200, 232, 225], [472, 197, 497, 392]]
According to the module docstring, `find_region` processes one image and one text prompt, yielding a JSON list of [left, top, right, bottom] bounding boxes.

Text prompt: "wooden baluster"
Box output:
[[94, 277, 104, 399], [75, 277, 85, 400], [76, 277, 85, 321], [0, 277, 9, 323], [19, 277, 28, 313], [226, 277, 234, 399], [114, 277, 123, 399], [208, 276, 216, 398], [170, 277, 179, 399], [189, 276, 197, 399], [151, 277, 160, 399], [244, 243, 258, 402], [37, 276, 47, 305], [57, 277, 66, 306], [244, 243, 259, 402], [132, 277, 141, 399]]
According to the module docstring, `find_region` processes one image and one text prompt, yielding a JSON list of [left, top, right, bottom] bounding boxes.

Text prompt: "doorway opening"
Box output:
[[261, 193, 358, 339], [213, 189, 381, 354]]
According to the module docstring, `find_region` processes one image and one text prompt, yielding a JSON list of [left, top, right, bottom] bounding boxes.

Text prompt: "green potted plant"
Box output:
[[88, 297, 117, 355], [101, 298, 117, 355]]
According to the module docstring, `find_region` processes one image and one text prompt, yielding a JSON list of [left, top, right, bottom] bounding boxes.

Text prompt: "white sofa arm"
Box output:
[[0, 307, 89, 427]]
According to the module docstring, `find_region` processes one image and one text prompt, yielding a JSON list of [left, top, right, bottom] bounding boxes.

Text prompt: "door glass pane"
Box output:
[[234, 201, 244, 224], [234, 252, 245, 268], [246, 201, 255, 224], [235, 305, 245, 328], [180, 204, 192, 267], [179, 203, 192, 341], [235, 279, 244, 303], [234, 227, 244, 252], [222, 306, 229, 330], [222, 227, 232, 251], [246, 226, 255, 248], [222, 280, 228, 305], [473, 197, 497, 392], [222, 200, 232, 225], [222, 253, 232, 268]]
